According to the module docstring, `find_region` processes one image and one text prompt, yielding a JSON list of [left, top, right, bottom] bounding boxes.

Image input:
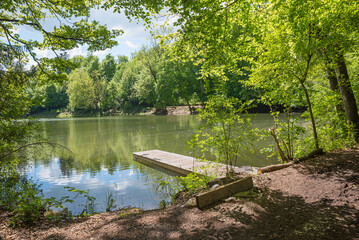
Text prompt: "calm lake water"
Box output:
[[23, 114, 280, 214]]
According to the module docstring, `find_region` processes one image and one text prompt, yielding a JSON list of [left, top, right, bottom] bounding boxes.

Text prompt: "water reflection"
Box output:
[[24, 114, 280, 213], [26, 157, 176, 214]]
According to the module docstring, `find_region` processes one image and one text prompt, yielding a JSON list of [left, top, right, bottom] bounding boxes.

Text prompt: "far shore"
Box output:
[[29, 105, 201, 118], [30, 104, 301, 118]]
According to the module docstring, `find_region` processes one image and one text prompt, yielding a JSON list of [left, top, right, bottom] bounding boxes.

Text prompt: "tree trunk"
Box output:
[[299, 81, 320, 150], [324, 59, 345, 115], [335, 53, 359, 142], [269, 128, 288, 163]]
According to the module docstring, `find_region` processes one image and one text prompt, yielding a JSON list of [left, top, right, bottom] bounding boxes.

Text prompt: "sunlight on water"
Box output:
[[22, 114, 284, 214]]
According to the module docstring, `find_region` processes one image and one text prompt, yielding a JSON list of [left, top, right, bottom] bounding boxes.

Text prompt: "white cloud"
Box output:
[[128, 169, 134, 176], [93, 49, 110, 58], [37, 166, 52, 180], [111, 24, 149, 41], [125, 40, 138, 49], [83, 174, 100, 185], [122, 26, 149, 39], [25, 48, 53, 69], [26, 58, 37, 69], [33, 48, 54, 58], [113, 180, 131, 191], [67, 46, 86, 58]]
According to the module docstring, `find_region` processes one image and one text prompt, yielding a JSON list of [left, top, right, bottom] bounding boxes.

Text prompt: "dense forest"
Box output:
[[27, 42, 256, 115], [1, 0, 359, 228]]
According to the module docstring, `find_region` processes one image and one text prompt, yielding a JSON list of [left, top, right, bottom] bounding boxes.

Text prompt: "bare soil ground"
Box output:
[[1, 148, 358, 240]]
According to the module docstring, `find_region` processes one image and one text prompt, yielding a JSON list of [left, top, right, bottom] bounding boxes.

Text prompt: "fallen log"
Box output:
[[257, 162, 294, 174], [258, 148, 325, 174]]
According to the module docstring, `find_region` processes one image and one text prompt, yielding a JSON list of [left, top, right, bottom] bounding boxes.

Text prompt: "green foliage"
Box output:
[[65, 186, 97, 216], [83, 55, 101, 76], [67, 69, 96, 112], [155, 171, 214, 206], [104, 190, 117, 212], [0, 174, 97, 227], [191, 95, 256, 176], [0, 175, 66, 226], [101, 80, 121, 113], [126, 0, 359, 149], [44, 84, 69, 110], [23, 31, 259, 116], [100, 54, 117, 82], [300, 77, 356, 152], [158, 200, 167, 209], [269, 111, 306, 162], [0, 52, 39, 169], [176, 172, 214, 194], [153, 171, 214, 208], [152, 176, 178, 208], [28, 81, 69, 113], [8, 179, 46, 227]]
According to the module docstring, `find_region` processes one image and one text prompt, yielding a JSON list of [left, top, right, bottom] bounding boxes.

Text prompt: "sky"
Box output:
[[17, 7, 163, 63]]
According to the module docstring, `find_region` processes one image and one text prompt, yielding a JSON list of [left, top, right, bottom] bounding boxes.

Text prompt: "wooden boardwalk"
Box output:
[[133, 150, 257, 177]]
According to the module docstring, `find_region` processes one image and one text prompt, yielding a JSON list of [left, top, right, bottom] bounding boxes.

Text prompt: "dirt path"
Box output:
[[1, 148, 358, 240]]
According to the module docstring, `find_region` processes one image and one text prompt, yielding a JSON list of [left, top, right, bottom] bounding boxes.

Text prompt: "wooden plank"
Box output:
[[133, 150, 258, 177], [133, 153, 192, 176], [196, 177, 253, 209]]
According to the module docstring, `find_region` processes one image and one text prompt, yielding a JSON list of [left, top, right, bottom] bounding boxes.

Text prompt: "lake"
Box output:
[[23, 114, 280, 214]]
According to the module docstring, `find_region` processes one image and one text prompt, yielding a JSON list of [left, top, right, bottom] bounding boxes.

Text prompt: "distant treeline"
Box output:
[[28, 43, 259, 115]]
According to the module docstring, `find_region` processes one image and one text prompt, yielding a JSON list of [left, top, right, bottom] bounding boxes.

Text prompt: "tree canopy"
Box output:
[[112, 0, 359, 148], [1, 0, 121, 76]]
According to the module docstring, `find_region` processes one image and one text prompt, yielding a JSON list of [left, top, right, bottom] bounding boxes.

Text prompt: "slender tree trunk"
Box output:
[[296, 49, 320, 150], [335, 53, 359, 142], [269, 128, 288, 163], [299, 81, 320, 150], [324, 58, 345, 114]]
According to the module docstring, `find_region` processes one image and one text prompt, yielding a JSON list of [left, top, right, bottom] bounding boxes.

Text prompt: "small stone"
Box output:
[[207, 178, 223, 188], [225, 197, 237, 202], [181, 198, 196, 208], [210, 184, 221, 190]]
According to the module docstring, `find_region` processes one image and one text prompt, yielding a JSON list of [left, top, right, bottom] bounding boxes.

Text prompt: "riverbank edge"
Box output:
[[29, 105, 199, 118], [30, 103, 301, 118], [1, 147, 358, 239]]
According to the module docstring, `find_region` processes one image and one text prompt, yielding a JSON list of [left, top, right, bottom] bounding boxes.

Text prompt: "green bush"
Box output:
[[0, 175, 46, 226], [10, 182, 46, 226], [176, 172, 214, 194], [189, 95, 256, 177], [0, 174, 96, 227]]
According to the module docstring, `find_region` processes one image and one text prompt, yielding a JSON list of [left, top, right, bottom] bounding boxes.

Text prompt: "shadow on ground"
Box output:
[[298, 150, 359, 185], [86, 189, 359, 240], [221, 191, 359, 240]]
